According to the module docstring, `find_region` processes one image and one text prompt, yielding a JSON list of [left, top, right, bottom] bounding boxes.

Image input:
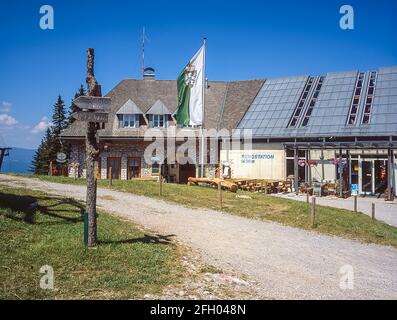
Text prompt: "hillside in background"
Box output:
[[1, 147, 36, 174]]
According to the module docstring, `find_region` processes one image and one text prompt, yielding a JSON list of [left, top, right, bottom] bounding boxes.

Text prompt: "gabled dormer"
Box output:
[[146, 100, 173, 128], [116, 99, 144, 128]]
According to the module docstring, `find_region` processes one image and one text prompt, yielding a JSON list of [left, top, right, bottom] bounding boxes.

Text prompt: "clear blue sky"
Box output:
[[0, 0, 396, 148]]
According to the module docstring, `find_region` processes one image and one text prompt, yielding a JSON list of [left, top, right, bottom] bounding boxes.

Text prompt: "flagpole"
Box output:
[[200, 37, 206, 178]]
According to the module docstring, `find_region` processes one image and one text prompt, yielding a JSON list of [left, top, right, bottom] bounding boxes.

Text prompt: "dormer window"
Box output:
[[152, 115, 165, 127], [116, 99, 144, 129], [120, 114, 139, 128], [146, 99, 172, 128]]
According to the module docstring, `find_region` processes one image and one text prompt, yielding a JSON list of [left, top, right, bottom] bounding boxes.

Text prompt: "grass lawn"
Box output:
[[23, 174, 397, 249], [0, 185, 182, 300]]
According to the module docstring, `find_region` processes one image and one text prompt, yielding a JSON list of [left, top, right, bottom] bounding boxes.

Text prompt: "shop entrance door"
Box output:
[[374, 160, 388, 194], [361, 160, 373, 194]]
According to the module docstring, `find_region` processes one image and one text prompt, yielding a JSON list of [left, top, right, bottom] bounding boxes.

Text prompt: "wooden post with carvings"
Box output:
[[71, 50, 110, 247], [85, 48, 102, 248]]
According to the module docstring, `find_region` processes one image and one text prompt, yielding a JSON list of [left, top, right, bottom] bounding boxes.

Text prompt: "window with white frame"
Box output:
[[152, 114, 165, 128], [119, 114, 139, 128]]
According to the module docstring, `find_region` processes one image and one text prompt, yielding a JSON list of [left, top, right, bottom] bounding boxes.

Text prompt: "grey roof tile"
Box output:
[[61, 79, 263, 138]]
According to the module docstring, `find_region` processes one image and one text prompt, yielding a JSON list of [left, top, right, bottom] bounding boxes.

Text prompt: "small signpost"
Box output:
[[313, 182, 322, 197], [0, 148, 11, 172], [72, 48, 111, 247], [351, 183, 358, 196]]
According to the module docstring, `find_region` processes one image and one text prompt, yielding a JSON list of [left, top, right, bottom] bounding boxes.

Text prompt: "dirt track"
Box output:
[[1, 174, 396, 299]]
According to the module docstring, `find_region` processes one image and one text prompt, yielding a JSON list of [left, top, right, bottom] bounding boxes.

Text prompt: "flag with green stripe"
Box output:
[[176, 46, 204, 126]]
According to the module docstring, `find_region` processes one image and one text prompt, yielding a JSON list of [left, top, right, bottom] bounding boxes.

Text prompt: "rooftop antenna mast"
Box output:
[[142, 27, 145, 79]]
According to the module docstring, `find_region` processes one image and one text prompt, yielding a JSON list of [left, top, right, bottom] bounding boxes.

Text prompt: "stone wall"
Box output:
[[68, 139, 216, 181]]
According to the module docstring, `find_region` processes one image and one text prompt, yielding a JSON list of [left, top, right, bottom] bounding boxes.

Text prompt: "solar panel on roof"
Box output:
[[237, 67, 397, 137]]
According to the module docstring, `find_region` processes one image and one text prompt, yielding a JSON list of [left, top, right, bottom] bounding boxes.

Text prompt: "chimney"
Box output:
[[143, 67, 155, 81]]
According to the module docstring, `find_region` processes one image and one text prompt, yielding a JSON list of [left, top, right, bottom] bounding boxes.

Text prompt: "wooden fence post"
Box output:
[[306, 192, 309, 203], [109, 167, 112, 186], [311, 196, 317, 228], [159, 174, 163, 196], [354, 195, 357, 212], [218, 180, 223, 209]]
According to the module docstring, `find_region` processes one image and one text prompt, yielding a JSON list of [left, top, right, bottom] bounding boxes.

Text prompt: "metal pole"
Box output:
[[339, 148, 343, 198], [294, 148, 299, 195], [305, 150, 309, 184], [200, 37, 206, 178], [371, 203, 375, 220], [387, 148, 392, 201], [320, 150, 325, 182], [308, 150, 312, 187], [109, 166, 112, 186], [392, 149, 396, 199], [142, 27, 145, 79], [347, 150, 351, 189]]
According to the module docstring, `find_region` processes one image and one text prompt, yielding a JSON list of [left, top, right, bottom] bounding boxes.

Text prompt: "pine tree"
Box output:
[[52, 95, 67, 137], [68, 85, 86, 125], [31, 128, 56, 174], [32, 95, 68, 175]]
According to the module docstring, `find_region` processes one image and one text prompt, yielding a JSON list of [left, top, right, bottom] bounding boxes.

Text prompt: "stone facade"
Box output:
[[68, 139, 219, 183], [68, 141, 86, 177]]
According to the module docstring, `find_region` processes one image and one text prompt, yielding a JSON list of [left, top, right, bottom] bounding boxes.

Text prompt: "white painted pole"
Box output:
[[200, 37, 206, 178]]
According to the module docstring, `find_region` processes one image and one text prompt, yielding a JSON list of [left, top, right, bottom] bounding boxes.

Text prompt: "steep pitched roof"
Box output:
[[61, 79, 263, 138], [116, 99, 143, 114], [146, 99, 172, 115]]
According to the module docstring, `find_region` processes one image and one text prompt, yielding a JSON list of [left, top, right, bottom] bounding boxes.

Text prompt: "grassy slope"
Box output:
[[0, 186, 182, 300], [27, 175, 397, 248]]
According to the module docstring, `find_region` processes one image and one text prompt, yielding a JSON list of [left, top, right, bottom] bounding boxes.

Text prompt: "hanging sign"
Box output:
[[56, 152, 67, 163]]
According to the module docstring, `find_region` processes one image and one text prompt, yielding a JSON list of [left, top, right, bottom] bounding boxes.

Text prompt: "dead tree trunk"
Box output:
[[85, 48, 101, 247]]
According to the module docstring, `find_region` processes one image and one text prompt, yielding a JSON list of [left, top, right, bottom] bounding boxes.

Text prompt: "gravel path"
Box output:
[[1, 174, 396, 300]]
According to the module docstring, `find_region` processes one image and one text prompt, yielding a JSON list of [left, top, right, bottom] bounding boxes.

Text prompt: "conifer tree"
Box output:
[[68, 85, 86, 125], [32, 95, 68, 174], [31, 128, 56, 174], [52, 95, 67, 137]]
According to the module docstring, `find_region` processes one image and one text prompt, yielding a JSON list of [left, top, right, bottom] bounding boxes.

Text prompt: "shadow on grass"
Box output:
[[98, 233, 176, 245], [0, 192, 84, 225]]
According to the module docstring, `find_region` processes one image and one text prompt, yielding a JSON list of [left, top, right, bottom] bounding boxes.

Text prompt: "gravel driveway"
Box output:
[[1, 174, 396, 299]]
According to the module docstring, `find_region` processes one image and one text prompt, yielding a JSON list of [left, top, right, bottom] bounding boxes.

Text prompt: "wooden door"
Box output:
[[107, 157, 121, 179]]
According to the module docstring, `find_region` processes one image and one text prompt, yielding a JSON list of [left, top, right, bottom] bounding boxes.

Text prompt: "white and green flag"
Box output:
[[176, 45, 204, 126]]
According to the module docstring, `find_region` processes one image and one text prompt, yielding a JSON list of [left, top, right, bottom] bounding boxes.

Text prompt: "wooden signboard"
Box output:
[[72, 111, 108, 123], [73, 96, 111, 111]]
